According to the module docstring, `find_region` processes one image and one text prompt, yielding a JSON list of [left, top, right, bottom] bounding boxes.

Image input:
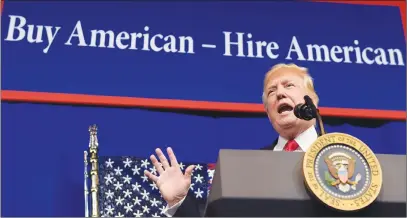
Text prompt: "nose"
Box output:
[[276, 88, 286, 101]]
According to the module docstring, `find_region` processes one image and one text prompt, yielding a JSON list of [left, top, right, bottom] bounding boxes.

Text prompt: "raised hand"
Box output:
[[144, 147, 195, 207]]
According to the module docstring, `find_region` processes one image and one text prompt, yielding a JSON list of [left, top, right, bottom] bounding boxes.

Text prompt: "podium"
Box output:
[[205, 149, 406, 217]]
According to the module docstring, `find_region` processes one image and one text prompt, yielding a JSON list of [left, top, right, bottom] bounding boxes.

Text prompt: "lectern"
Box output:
[[204, 149, 406, 217]]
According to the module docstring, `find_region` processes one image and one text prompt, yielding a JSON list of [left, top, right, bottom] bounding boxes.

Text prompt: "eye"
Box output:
[[285, 83, 295, 88]]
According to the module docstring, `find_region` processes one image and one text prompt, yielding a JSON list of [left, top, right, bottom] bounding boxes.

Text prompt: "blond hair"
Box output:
[[262, 63, 319, 107]]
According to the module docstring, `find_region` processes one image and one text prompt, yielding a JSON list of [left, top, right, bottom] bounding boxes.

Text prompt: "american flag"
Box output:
[[97, 156, 215, 217]]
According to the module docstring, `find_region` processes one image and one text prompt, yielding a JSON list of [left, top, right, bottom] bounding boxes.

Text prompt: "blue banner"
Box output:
[[2, 2, 406, 217], [2, 2, 405, 110]]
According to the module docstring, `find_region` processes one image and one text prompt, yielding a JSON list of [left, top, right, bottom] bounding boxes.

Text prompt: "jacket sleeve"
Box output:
[[172, 195, 203, 217]]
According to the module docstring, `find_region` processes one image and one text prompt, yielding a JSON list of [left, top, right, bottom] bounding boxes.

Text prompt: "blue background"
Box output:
[[1, 1, 406, 217], [2, 1, 406, 110]]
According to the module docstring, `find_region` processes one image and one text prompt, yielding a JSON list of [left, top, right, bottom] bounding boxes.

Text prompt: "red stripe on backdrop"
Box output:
[[2, 90, 406, 120], [1, 1, 405, 120]]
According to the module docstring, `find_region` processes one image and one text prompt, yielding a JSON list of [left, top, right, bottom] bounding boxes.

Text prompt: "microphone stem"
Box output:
[[315, 109, 325, 135]]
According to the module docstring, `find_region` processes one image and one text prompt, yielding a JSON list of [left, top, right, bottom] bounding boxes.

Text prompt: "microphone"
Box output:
[[294, 95, 317, 121], [294, 95, 326, 136]]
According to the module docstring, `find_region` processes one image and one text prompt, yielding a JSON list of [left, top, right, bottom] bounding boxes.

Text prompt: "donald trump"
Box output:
[[144, 63, 320, 216]]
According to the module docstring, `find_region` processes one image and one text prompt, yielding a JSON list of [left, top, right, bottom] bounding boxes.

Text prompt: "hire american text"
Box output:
[[4, 15, 405, 66]]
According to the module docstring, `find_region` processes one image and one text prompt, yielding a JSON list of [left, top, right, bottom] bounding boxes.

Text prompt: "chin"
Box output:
[[276, 116, 298, 129]]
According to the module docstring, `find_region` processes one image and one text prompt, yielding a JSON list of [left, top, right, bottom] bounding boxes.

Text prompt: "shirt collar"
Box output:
[[275, 126, 318, 152]]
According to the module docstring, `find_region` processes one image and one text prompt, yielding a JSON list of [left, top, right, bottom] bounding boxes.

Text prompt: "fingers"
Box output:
[[144, 170, 159, 183], [150, 154, 164, 175], [167, 147, 179, 168], [155, 148, 170, 169], [184, 165, 195, 179], [150, 147, 180, 172]]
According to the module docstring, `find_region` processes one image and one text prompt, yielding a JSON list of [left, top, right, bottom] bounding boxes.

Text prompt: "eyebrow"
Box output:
[[267, 79, 293, 90]]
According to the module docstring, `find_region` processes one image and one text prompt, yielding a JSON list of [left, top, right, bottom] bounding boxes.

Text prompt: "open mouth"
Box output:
[[278, 103, 294, 114]]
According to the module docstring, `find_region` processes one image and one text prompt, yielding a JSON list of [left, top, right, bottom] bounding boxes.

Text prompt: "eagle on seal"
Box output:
[[324, 152, 361, 191]]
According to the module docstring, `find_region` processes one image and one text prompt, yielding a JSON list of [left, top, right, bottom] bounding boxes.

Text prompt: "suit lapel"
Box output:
[[260, 138, 278, 150]]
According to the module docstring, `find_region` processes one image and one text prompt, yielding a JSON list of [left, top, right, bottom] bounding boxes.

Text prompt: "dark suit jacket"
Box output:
[[172, 139, 278, 217]]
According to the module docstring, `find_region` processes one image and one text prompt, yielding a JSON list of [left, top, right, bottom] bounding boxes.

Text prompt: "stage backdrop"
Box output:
[[1, 1, 406, 217]]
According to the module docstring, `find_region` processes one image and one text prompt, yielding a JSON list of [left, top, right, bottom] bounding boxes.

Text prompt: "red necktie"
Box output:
[[283, 140, 299, 151]]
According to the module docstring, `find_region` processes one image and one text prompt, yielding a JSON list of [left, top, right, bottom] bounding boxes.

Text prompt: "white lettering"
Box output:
[[65, 24, 194, 54], [362, 47, 374, 65], [115, 31, 130, 49], [286, 37, 404, 66], [286, 36, 305, 61], [5, 15, 26, 41], [387, 49, 405, 66], [163, 35, 177, 52], [306, 44, 330, 62], [223, 31, 279, 59], [223, 31, 245, 57], [65, 20, 88, 46], [330, 46, 343, 63], [90, 29, 115, 48], [150, 34, 164, 52], [3, 17, 405, 65], [266, 42, 279, 59], [178, 36, 194, 53], [5, 15, 61, 53]]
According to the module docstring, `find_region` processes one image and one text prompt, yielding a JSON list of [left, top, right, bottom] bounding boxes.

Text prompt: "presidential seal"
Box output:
[[303, 132, 382, 211]]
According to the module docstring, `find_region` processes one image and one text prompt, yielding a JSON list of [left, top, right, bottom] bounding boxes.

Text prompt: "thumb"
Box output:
[[184, 165, 195, 179]]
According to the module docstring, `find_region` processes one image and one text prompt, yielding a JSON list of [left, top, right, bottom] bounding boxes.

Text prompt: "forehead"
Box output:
[[265, 68, 304, 87]]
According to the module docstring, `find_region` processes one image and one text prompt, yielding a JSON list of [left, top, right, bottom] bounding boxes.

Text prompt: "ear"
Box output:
[[262, 92, 269, 112], [265, 106, 272, 121], [311, 94, 318, 108]]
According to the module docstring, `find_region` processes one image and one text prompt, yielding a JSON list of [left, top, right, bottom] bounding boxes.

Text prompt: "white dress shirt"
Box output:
[[163, 125, 318, 217], [273, 125, 318, 152]]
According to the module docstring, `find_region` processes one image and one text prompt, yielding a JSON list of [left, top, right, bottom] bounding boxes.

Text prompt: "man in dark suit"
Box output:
[[144, 63, 320, 216]]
